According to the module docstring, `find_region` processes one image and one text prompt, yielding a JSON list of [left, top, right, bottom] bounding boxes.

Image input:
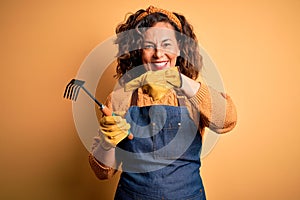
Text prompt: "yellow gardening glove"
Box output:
[[98, 115, 131, 149], [125, 67, 182, 100], [141, 84, 169, 101]]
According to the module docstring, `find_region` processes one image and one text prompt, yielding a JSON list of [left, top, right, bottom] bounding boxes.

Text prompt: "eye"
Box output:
[[162, 42, 172, 48], [143, 43, 155, 49]]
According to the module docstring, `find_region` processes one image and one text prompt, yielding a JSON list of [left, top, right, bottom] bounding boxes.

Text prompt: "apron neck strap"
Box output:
[[176, 92, 186, 107]]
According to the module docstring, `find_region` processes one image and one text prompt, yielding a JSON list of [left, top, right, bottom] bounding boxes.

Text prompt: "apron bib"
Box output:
[[114, 97, 206, 199]]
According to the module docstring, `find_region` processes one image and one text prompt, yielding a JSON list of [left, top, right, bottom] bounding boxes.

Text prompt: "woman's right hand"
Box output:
[[125, 66, 182, 100], [98, 115, 131, 150]]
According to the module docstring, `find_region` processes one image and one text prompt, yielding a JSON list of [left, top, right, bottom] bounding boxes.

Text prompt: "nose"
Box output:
[[153, 48, 164, 58]]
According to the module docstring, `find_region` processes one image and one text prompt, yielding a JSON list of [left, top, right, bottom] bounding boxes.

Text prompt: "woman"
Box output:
[[89, 6, 237, 200]]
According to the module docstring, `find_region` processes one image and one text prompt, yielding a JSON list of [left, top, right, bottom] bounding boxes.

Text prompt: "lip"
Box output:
[[150, 61, 169, 70]]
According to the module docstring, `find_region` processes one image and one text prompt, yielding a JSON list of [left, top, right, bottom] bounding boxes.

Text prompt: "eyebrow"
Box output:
[[143, 39, 174, 43]]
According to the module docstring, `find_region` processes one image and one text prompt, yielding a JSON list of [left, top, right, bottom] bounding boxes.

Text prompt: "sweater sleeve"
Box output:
[[189, 82, 237, 134], [88, 154, 118, 180]]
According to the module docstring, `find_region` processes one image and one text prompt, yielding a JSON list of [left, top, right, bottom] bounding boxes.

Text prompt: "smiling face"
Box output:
[[142, 22, 180, 71]]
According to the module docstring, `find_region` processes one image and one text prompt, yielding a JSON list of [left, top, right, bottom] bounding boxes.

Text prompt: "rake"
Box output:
[[63, 78, 133, 139]]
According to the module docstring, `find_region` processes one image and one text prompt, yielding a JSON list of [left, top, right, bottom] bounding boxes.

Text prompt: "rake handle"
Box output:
[[81, 86, 134, 140], [100, 106, 113, 116]]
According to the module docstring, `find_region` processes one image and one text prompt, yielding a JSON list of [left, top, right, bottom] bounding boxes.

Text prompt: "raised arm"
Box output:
[[179, 74, 237, 134]]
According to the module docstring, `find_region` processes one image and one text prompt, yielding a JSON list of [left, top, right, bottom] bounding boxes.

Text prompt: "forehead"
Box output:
[[143, 22, 177, 41]]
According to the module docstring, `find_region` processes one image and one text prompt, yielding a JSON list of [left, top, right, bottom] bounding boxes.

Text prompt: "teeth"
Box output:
[[153, 62, 167, 67]]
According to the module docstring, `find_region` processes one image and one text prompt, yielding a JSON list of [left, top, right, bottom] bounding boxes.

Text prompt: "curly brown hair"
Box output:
[[114, 7, 203, 81]]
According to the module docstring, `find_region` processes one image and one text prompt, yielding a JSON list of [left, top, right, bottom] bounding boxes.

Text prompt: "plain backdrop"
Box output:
[[1, 0, 300, 199]]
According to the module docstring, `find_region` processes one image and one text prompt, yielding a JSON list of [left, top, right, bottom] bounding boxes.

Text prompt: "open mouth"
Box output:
[[151, 61, 169, 70]]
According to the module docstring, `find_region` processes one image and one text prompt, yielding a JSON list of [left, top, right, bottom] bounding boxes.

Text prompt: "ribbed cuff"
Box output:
[[188, 82, 209, 106]]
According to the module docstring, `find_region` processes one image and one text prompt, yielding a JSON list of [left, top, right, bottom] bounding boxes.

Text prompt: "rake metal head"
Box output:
[[63, 79, 85, 101]]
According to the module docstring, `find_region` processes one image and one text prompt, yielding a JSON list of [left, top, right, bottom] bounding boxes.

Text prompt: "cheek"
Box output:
[[142, 51, 152, 64], [169, 54, 178, 64]]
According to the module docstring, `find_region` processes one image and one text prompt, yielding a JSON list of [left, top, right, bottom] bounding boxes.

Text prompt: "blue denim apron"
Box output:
[[115, 100, 206, 200]]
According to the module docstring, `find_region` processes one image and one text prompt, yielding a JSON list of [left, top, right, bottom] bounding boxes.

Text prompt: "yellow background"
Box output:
[[1, 0, 299, 199]]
